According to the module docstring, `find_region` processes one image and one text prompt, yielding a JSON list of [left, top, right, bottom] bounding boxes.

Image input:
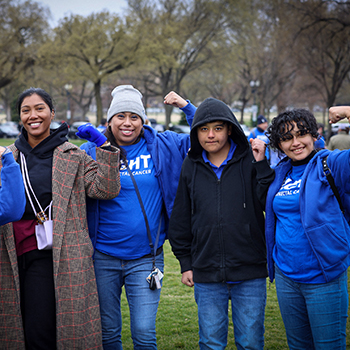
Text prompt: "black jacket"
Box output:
[[168, 98, 275, 283]]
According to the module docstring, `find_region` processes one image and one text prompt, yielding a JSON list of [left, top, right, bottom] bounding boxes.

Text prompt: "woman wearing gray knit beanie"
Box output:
[[81, 85, 196, 349]]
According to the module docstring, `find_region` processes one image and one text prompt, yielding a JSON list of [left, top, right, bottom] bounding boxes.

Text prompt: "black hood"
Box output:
[[15, 122, 69, 157], [14, 122, 69, 220], [189, 97, 249, 159]]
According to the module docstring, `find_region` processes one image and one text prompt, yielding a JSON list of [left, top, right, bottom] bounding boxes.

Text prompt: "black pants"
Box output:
[[18, 249, 57, 350]]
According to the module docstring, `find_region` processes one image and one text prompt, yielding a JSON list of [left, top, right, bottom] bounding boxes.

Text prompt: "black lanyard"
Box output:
[[322, 156, 344, 214], [126, 164, 162, 267]]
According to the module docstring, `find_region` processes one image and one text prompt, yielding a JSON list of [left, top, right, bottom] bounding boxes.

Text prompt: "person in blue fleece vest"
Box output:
[[81, 86, 195, 350], [0, 146, 25, 224], [264, 107, 350, 350]]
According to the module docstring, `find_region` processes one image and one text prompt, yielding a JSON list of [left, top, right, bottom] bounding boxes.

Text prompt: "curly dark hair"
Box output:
[[266, 109, 319, 153]]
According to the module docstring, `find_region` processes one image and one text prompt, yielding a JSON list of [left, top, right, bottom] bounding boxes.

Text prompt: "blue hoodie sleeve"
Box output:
[[162, 100, 196, 159], [326, 149, 350, 220], [180, 100, 196, 127], [156, 101, 196, 160], [0, 151, 25, 225], [146, 103, 195, 219], [80, 141, 97, 160]]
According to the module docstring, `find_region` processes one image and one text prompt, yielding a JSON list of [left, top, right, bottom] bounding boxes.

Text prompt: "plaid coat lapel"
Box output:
[[51, 143, 81, 276]]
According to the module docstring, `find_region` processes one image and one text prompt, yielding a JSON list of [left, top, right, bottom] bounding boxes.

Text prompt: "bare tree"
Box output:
[[127, 0, 228, 128], [41, 11, 142, 125], [225, 0, 299, 120], [0, 0, 50, 89], [289, 0, 350, 141]]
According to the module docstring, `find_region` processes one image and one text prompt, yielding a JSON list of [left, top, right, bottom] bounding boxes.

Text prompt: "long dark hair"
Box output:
[[17, 87, 54, 115]]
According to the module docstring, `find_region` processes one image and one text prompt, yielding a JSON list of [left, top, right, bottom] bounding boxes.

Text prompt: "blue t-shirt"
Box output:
[[273, 163, 325, 283], [96, 138, 165, 260]]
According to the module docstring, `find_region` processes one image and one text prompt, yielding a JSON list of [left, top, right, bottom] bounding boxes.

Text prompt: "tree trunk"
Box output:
[[240, 100, 248, 124], [3, 97, 11, 121], [325, 94, 337, 144], [164, 104, 173, 129], [94, 80, 103, 126]]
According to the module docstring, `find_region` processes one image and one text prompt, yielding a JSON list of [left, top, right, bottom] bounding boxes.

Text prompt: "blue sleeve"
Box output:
[[157, 100, 195, 159], [0, 152, 25, 225], [80, 141, 97, 160], [158, 130, 190, 161], [177, 133, 191, 159], [327, 150, 350, 192], [180, 100, 196, 128], [327, 150, 350, 218]]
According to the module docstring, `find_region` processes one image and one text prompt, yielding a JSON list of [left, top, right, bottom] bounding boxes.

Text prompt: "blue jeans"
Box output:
[[275, 266, 348, 350], [94, 250, 164, 350], [194, 278, 266, 350]]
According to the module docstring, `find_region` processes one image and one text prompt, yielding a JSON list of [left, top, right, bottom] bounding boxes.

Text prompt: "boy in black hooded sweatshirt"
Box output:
[[168, 97, 274, 350]]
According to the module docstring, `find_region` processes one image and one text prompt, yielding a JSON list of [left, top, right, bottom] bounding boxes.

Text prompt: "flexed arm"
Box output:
[[329, 106, 350, 124], [164, 91, 188, 109], [164, 91, 197, 127]]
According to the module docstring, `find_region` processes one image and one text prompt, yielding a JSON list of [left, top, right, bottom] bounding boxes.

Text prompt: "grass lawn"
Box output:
[[121, 241, 350, 349], [1, 137, 349, 349], [120, 241, 289, 349]]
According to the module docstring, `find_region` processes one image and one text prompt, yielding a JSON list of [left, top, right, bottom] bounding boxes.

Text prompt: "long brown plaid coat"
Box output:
[[0, 142, 120, 349]]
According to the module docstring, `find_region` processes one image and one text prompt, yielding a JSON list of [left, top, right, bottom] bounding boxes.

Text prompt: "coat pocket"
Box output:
[[306, 221, 350, 281]]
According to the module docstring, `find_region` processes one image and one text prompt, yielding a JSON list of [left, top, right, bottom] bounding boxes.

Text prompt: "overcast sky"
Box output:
[[38, 0, 128, 26]]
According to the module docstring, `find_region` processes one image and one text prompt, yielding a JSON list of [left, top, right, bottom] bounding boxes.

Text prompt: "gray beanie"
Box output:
[[107, 85, 146, 123]]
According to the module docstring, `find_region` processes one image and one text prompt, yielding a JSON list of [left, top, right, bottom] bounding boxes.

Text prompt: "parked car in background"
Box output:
[[147, 118, 158, 128], [68, 121, 88, 139], [3, 121, 20, 131], [146, 118, 165, 132], [0, 122, 19, 138], [239, 123, 251, 138], [154, 124, 165, 132], [50, 121, 62, 130], [169, 124, 190, 134]]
